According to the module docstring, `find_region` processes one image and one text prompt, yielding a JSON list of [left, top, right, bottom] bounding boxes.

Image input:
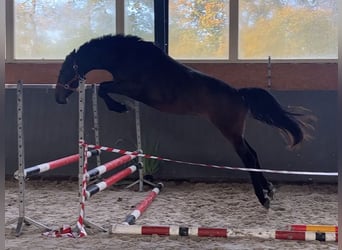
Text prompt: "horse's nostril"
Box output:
[[55, 95, 67, 104], [56, 99, 67, 104]]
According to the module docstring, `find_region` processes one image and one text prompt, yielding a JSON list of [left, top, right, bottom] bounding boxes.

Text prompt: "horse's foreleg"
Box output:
[[98, 81, 129, 113]]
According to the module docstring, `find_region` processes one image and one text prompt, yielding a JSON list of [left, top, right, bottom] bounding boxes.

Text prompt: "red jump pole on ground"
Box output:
[[14, 149, 100, 179], [123, 183, 163, 225], [86, 154, 137, 181], [111, 224, 229, 237], [110, 225, 338, 242], [85, 165, 137, 200]]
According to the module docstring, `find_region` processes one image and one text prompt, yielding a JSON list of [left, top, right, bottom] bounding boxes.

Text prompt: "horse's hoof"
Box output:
[[109, 104, 128, 113], [268, 183, 276, 200], [118, 105, 129, 113], [268, 188, 275, 200], [262, 198, 271, 209]]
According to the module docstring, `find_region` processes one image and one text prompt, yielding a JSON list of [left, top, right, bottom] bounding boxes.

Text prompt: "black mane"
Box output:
[[76, 34, 146, 54]]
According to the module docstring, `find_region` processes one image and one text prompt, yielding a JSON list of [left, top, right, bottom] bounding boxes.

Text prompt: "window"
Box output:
[[125, 0, 154, 41], [8, 0, 338, 61], [169, 0, 229, 60], [14, 0, 116, 60], [239, 0, 338, 60]]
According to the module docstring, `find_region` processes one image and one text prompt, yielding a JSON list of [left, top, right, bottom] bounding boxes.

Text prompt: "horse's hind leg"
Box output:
[[244, 140, 275, 200], [232, 136, 272, 208], [210, 112, 272, 208]]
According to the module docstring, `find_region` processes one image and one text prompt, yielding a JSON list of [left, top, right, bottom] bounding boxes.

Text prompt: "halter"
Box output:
[[56, 63, 85, 92]]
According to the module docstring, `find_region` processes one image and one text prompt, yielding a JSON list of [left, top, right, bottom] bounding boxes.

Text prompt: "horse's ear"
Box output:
[[72, 49, 76, 55]]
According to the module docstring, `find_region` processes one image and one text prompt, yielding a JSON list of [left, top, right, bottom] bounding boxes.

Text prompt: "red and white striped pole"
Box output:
[[86, 154, 136, 181], [76, 143, 88, 237], [85, 165, 137, 200], [111, 225, 229, 237], [110, 225, 338, 242], [124, 183, 163, 225], [14, 149, 100, 179], [275, 230, 338, 242]]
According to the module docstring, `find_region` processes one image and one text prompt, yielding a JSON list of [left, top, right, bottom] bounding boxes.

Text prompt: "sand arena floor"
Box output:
[[5, 180, 338, 250]]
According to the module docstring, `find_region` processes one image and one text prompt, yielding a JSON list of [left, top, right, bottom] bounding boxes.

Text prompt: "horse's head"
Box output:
[[55, 50, 82, 104]]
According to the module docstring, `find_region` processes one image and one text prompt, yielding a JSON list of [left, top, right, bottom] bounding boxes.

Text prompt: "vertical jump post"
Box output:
[[13, 80, 51, 236], [77, 79, 107, 233], [91, 84, 101, 166], [78, 78, 86, 213], [126, 101, 158, 190], [135, 101, 144, 192]]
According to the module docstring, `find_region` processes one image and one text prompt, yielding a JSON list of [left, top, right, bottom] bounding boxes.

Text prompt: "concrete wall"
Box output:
[[5, 87, 337, 183]]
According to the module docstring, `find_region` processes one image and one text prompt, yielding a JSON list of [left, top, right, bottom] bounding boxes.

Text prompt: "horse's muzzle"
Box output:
[[55, 84, 68, 104], [56, 96, 67, 104]]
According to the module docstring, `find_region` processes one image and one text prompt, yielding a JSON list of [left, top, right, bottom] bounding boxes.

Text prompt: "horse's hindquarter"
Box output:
[[188, 72, 246, 116], [143, 67, 246, 119]]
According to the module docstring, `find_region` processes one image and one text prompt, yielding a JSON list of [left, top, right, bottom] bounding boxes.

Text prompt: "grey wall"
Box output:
[[5, 87, 337, 183]]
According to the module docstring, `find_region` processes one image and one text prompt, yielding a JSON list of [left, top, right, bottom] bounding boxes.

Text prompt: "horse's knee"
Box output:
[[98, 81, 116, 97], [99, 93, 128, 113], [98, 86, 108, 98]]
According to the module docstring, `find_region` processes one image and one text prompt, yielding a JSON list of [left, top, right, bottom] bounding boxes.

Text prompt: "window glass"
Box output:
[[14, 0, 116, 59], [169, 0, 229, 60], [125, 0, 154, 41], [239, 0, 338, 59]]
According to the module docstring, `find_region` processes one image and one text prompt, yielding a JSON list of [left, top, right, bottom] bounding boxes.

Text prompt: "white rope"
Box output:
[[87, 144, 338, 177]]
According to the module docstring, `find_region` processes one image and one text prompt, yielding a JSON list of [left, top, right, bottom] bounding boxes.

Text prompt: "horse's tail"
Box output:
[[238, 87, 315, 148]]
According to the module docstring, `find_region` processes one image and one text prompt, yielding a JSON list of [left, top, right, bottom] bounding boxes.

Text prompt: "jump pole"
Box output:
[[14, 149, 100, 179], [86, 165, 138, 200], [110, 225, 338, 242], [86, 154, 137, 181], [275, 230, 338, 242], [124, 182, 163, 225]]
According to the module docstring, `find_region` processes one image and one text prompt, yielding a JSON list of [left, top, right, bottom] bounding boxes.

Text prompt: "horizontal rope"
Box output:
[[86, 144, 338, 177]]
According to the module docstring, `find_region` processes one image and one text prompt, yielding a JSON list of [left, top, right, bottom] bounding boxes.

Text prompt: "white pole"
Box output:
[[15, 80, 25, 236]]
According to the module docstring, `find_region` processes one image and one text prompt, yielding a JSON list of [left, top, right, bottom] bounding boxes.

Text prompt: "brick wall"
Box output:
[[5, 62, 337, 90]]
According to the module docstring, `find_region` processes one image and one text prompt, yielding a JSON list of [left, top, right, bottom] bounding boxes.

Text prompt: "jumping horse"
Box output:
[[55, 34, 314, 209]]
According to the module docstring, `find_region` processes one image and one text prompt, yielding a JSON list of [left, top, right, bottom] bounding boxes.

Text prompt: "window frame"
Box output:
[[5, 0, 338, 63]]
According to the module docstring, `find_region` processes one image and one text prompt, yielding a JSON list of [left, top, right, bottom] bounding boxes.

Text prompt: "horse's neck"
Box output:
[[77, 49, 105, 75]]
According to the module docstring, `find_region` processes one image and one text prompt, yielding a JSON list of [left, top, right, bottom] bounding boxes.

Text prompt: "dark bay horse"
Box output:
[[55, 34, 314, 209]]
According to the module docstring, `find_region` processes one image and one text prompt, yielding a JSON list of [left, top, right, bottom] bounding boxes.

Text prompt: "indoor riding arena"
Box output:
[[2, 1, 340, 250]]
